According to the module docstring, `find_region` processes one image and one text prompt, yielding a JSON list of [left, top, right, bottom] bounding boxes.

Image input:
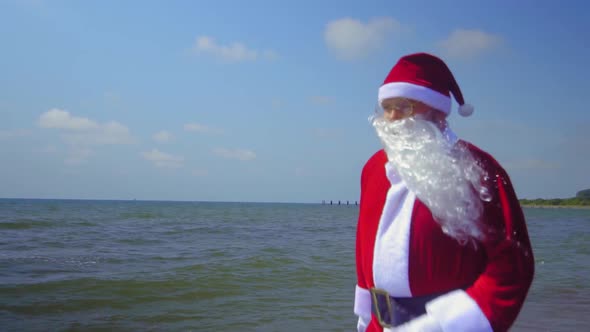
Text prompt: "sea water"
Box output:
[[1, 199, 588, 331]]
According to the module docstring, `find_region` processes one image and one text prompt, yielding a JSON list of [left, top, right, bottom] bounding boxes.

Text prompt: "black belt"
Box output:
[[370, 288, 443, 328]]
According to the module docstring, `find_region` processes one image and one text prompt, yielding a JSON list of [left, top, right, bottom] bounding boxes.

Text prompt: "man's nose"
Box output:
[[384, 110, 392, 120], [385, 111, 399, 121]]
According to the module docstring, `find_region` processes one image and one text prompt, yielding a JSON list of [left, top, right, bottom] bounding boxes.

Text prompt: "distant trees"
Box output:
[[520, 188, 590, 206]]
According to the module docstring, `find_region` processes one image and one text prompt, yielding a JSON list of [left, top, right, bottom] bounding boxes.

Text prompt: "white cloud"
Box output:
[[324, 17, 401, 60], [193, 35, 278, 63], [212, 147, 256, 161], [38, 108, 99, 130], [438, 29, 502, 59], [38, 109, 135, 146], [38, 108, 135, 165], [141, 149, 185, 168], [184, 122, 223, 135], [153, 130, 173, 143]]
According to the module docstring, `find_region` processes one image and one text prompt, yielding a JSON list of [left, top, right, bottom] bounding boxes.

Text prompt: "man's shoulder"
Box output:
[[360, 150, 389, 191], [363, 149, 388, 170], [360, 149, 387, 181]]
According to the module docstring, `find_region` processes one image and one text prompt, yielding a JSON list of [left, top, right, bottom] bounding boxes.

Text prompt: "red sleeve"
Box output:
[[465, 165, 535, 332], [356, 150, 390, 291]]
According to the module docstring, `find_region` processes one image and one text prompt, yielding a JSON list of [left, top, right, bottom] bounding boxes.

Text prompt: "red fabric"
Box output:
[[382, 53, 465, 105], [355, 150, 390, 331], [355, 143, 534, 332], [408, 199, 487, 297]]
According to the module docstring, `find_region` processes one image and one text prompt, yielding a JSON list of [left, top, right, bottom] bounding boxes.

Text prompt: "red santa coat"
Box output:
[[354, 142, 534, 332]]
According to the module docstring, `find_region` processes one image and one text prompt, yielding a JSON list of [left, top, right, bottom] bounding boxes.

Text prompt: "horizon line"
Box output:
[[0, 197, 362, 205]]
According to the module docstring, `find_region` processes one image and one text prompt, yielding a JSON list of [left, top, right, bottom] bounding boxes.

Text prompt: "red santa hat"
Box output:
[[378, 52, 474, 117]]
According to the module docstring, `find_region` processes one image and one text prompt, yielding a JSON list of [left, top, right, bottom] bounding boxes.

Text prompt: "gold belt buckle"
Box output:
[[370, 288, 393, 328]]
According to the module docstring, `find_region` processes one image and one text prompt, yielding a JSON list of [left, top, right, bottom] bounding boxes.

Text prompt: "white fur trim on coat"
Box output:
[[372, 162, 415, 297], [354, 285, 372, 318], [425, 290, 493, 332]]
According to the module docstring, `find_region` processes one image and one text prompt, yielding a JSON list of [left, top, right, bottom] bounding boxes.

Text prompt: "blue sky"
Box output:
[[1, 0, 589, 202]]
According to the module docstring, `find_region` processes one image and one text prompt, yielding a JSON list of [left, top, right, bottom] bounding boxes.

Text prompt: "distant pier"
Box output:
[[322, 200, 358, 206]]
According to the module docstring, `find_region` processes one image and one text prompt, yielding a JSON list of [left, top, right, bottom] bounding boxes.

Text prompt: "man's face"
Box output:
[[380, 97, 445, 125]]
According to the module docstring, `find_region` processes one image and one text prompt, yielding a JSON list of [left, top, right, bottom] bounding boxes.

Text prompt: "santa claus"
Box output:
[[354, 53, 534, 332]]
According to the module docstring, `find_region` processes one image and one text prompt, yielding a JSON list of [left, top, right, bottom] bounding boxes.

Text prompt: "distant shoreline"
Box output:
[[521, 204, 590, 209]]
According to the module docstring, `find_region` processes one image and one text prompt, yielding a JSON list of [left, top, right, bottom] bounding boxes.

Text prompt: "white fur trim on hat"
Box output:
[[378, 82, 452, 115]]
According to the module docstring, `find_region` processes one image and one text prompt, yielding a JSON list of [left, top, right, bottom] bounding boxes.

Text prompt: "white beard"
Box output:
[[371, 115, 491, 244]]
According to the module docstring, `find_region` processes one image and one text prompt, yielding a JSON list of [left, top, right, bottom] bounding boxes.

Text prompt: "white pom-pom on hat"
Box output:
[[458, 103, 474, 117]]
